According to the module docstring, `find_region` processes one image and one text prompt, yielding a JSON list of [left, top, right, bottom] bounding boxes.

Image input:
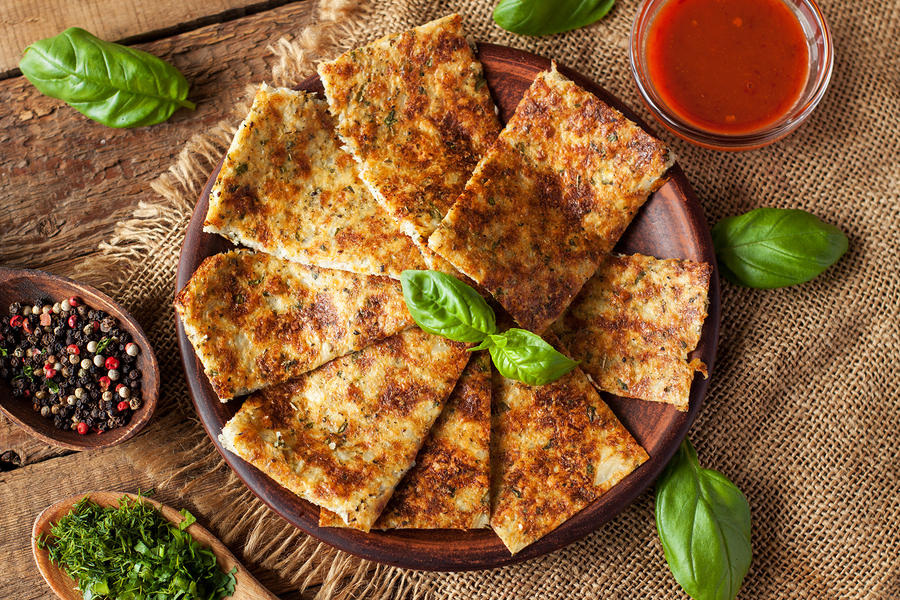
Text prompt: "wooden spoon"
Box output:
[[0, 266, 159, 451], [32, 491, 279, 600]]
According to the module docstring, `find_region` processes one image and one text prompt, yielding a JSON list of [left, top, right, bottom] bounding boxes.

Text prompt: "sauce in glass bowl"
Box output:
[[630, 0, 833, 150], [646, 0, 809, 135]]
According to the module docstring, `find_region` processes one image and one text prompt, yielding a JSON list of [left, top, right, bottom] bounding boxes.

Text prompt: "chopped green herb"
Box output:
[[96, 337, 114, 353], [48, 381, 59, 394], [14, 364, 34, 383], [384, 108, 398, 130], [587, 405, 597, 422], [248, 276, 264, 286], [38, 494, 236, 600], [234, 162, 249, 176], [474, 75, 487, 91]]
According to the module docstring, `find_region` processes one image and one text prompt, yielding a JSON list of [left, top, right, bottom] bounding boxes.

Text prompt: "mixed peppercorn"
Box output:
[[0, 297, 142, 434]]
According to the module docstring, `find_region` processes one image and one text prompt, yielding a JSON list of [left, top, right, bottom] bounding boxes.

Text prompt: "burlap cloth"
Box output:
[[75, 0, 900, 597]]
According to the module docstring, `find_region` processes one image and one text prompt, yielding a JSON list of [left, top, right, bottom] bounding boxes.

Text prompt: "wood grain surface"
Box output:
[[1, 3, 317, 599], [0, 0, 299, 77]]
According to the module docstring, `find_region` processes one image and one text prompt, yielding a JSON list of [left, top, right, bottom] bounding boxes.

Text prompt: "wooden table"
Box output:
[[1, 2, 317, 597]]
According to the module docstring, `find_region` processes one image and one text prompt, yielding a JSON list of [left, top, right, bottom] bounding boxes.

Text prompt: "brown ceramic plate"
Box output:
[[175, 44, 720, 571], [0, 267, 159, 451]]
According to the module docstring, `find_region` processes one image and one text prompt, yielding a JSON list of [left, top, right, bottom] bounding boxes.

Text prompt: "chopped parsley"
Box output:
[[38, 494, 236, 600], [384, 108, 398, 130]]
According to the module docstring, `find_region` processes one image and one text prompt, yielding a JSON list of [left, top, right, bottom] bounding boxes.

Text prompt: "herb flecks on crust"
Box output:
[[429, 64, 674, 333]]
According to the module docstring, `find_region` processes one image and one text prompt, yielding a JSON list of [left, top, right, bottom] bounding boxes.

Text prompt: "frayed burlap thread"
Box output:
[[82, 0, 900, 598]]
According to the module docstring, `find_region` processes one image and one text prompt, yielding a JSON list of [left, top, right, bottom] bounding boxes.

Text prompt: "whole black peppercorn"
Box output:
[[9, 302, 21, 315]]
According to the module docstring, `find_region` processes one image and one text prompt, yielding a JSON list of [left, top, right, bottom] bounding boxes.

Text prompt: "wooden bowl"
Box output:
[[0, 267, 159, 451], [33, 491, 278, 600], [175, 44, 721, 570]]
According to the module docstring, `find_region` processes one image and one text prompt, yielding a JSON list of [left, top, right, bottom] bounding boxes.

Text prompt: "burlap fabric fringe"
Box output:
[[78, 0, 900, 598]]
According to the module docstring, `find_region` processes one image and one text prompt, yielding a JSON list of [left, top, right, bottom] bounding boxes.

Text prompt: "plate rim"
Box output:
[[174, 42, 721, 572]]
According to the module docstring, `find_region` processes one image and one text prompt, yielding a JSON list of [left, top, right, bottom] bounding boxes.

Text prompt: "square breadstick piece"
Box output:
[[552, 253, 712, 412], [320, 350, 492, 530], [429, 64, 674, 333], [174, 250, 414, 401], [489, 333, 648, 555], [219, 328, 471, 532], [317, 14, 501, 269], [204, 83, 426, 279]]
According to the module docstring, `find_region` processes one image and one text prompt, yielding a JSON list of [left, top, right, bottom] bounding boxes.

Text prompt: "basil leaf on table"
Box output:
[[483, 328, 580, 386], [19, 27, 196, 128], [493, 0, 616, 37], [711, 207, 848, 289], [656, 438, 752, 600], [401, 270, 497, 343]]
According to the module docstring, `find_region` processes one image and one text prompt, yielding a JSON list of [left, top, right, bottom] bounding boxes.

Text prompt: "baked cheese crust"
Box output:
[[490, 333, 648, 555], [320, 350, 491, 529], [204, 83, 426, 279], [317, 14, 501, 252], [219, 327, 471, 532], [429, 64, 674, 333], [174, 250, 414, 401], [551, 253, 711, 412]]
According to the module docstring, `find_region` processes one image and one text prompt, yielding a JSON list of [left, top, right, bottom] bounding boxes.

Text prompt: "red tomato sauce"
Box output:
[[646, 0, 810, 135]]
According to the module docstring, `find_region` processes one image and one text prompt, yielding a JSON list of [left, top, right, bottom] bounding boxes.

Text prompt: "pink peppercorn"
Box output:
[[68, 296, 80, 307], [92, 320, 100, 332], [68, 315, 78, 328], [44, 367, 57, 379], [117, 401, 130, 412], [9, 315, 23, 327], [22, 320, 34, 334], [67, 344, 80, 355], [99, 376, 111, 389], [105, 356, 120, 370], [76, 422, 88, 435]]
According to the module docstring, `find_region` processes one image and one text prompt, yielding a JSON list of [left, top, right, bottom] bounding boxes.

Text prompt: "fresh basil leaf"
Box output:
[[711, 207, 848, 289], [656, 438, 752, 600], [493, 0, 616, 36], [19, 27, 196, 128], [490, 328, 579, 386], [401, 270, 496, 343]]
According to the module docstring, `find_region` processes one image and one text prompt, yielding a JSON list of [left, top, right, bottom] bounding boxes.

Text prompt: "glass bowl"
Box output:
[[629, 0, 833, 151]]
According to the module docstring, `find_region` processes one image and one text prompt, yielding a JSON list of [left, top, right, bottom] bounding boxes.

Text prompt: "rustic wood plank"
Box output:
[[0, 0, 302, 77], [0, 413, 74, 466], [0, 1, 315, 281]]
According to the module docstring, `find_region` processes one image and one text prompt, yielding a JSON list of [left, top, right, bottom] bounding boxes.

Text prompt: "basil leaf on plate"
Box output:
[[656, 438, 752, 600], [401, 270, 497, 343], [19, 27, 196, 128], [711, 207, 848, 289], [493, 0, 616, 37], [488, 328, 580, 386]]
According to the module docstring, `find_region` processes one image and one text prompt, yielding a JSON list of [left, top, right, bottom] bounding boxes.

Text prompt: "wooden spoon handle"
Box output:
[[32, 491, 279, 600]]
